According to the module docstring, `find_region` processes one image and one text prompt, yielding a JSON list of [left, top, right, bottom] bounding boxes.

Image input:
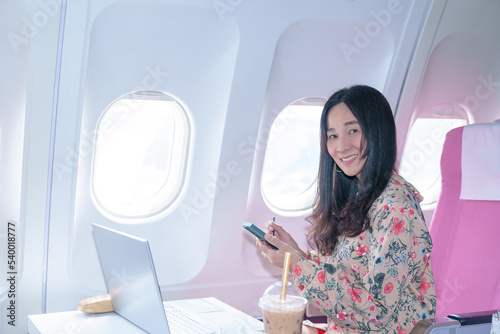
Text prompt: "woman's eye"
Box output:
[[349, 129, 358, 134], [328, 134, 337, 139]]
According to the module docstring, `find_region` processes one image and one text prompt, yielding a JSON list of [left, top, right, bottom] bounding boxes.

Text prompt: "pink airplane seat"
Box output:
[[429, 122, 500, 319]]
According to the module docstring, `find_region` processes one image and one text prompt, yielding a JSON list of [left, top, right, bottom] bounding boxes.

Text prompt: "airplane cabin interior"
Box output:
[[1, 0, 500, 333]]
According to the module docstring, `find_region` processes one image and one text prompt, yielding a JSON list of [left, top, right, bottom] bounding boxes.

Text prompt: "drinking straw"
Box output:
[[280, 252, 291, 302]]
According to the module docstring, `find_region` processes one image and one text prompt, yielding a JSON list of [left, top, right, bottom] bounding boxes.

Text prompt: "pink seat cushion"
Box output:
[[429, 125, 500, 318]]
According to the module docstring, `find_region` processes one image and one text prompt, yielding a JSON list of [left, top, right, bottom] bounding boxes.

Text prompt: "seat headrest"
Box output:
[[459, 122, 500, 200]]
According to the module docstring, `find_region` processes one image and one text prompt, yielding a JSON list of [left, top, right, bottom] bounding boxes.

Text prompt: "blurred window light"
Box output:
[[92, 92, 190, 218], [400, 104, 468, 205], [261, 99, 324, 214]]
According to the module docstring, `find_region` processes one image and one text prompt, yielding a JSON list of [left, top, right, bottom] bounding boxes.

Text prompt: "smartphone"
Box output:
[[242, 222, 278, 250]]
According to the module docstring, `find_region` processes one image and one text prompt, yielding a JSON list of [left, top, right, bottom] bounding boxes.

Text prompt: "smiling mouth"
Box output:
[[341, 154, 358, 162]]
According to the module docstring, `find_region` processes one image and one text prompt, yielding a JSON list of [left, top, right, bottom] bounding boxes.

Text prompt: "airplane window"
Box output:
[[92, 91, 190, 218], [261, 99, 324, 214], [399, 109, 468, 205]]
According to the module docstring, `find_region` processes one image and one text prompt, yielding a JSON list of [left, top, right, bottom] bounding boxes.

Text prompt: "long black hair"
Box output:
[[307, 85, 397, 255]]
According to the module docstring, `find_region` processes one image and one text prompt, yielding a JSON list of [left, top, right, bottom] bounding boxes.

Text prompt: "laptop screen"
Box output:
[[92, 223, 170, 334]]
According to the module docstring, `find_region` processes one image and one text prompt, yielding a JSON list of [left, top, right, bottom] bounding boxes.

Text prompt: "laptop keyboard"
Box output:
[[164, 302, 220, 334]]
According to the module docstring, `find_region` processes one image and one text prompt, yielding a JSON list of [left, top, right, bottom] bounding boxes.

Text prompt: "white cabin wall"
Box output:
[[0, 0, 62, 333], [395, 0, 500, 223], [45, 0, 239, 310], [0, 2, 31, 333], [0, 0, 28, 251]]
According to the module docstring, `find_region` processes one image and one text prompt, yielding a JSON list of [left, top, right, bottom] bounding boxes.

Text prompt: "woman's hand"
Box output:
[[264, 221, 305, 256], [256, 221, 306, 272]]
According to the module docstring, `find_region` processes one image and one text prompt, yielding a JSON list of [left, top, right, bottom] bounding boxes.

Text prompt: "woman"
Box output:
[[256, 85, 436, 333]]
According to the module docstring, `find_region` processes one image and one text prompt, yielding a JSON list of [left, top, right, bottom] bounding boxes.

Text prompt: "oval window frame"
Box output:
[[91, 91, 191, 219]]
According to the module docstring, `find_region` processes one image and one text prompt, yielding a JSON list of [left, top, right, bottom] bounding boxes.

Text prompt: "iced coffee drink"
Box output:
[[262, 295, 306, 334], [259, 282, 307, 334]]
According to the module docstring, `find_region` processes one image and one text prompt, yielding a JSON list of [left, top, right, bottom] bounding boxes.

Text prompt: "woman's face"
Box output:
[[326, 102, 366, 180]]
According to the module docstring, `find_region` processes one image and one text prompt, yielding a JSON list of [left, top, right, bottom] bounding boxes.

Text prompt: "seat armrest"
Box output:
[[410, 310, 497, 333], [409, 317, 460, 333], [447, 309, 496, 326]]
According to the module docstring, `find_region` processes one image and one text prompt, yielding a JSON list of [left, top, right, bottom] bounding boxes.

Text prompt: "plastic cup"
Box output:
[[259, 282, 307, 334]]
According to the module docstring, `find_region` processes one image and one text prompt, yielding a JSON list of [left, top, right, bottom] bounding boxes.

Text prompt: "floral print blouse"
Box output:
[[293, 174, 436, 333]]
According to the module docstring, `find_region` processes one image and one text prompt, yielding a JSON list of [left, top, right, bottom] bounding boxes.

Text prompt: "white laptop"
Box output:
[[91, 223, 222, 334]]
